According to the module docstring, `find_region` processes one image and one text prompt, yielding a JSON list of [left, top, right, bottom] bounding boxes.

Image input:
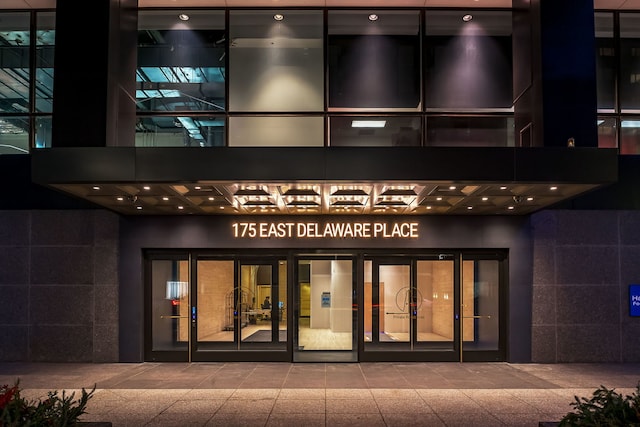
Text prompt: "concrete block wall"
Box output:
[[0, 210, 119, 362], [531, 210, 640, 362]]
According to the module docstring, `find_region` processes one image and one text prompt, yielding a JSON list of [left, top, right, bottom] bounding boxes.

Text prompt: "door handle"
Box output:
[[160, 315, 189, 319], [464, 315, 492, 319]]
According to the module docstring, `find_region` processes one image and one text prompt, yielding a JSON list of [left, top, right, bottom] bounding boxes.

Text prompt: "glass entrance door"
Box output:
[[363, 253, 505, 362], [293, 257, 356, 362], [460, 255, 506, 361], [145, 255, 191, 362], [364, 257, 457, 359]]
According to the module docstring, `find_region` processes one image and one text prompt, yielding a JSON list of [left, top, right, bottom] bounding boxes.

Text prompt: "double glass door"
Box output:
[[145, 255, 288, 362], [363, 254, 505, 362]]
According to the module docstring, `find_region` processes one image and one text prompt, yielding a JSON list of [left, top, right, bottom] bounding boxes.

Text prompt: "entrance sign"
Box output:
[[631, 284, 640, 317], [232, 221, 419, 239]]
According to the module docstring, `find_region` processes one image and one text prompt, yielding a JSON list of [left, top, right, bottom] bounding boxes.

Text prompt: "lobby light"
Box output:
[[351, 120, 386, 128]]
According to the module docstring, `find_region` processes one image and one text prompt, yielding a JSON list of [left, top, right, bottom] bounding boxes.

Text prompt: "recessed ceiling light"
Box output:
[[467, 206, 473, 210], [178, 14, 189, 21], [508, 206, 515, 210], [162, 197, 169, 201], [92, 186, 100, 190], [550, 186, 558, 191], [500, 186, 507, 190], [449, 186, 456, 190], [117, 197, 124, 201], [482, 197, 489, 201], [436, 197, 442, 201], [274, 14, 284, 21], [351, 120, 386, 128], [527, 197, 534, 201], [143, 186, 151, 190], [178, 206, 184, 210], [136, 206, 142, 210], [462, 14, 473, 22], [368, 14, 379, 21]]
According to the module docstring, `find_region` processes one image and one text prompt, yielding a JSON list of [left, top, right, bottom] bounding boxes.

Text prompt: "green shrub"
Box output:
[[0, 379, 96, 427], [559, 382, 640, 426]]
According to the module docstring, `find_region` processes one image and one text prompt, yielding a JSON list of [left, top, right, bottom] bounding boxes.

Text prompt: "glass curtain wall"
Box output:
[[619, 13, 640, 154], [136, 10, 226, 147]]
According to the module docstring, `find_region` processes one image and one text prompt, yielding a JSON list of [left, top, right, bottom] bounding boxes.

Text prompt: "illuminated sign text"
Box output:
[[232, 221, 419, 239]]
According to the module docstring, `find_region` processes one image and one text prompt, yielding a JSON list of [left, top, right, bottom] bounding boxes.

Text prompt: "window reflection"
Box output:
[[621, 118, 640, 154], [595, 13, 615, 112]]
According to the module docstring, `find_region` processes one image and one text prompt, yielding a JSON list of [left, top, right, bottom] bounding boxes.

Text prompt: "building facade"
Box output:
[[0, 0, 639, 364]]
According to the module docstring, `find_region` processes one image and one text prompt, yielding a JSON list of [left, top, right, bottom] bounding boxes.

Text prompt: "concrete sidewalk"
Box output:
[[1, 362, 639, 426]]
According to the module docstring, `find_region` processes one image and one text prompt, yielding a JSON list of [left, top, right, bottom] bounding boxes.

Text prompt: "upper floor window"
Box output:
[[424, 10, 513, 111], [136, 10, 226, 113], [328, 10, 421, 111]]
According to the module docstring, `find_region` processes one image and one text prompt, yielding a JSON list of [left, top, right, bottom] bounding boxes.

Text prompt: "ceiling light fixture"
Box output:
[[368, 14, 379, 21], [178, 14, 190, 21], [462, 14, 473, 22], [274, 14, 284, 21], [351, 120, 386, 128]]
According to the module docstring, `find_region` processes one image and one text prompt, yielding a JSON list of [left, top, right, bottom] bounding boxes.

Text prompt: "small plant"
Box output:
[[0, 379, 96, 427], [559, 382, 640, 426]]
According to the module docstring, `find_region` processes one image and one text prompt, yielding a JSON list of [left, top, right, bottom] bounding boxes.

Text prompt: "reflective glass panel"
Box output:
[[597, 117, 617, 149], [330, 116, 421, 146], [229, 10, 323, 112], [416, 260, 454, 345], [620, 14, 640, 112], [36, 12, 55, 113], [379, 264, 411, 342], [196, 260, 234, 344], [0, 12, 30, 115], [151, 259, 189, 352], [35, 116, 52, 149], [425, 11, 512, 110], [461, 260, 500, 352], [328, 10, 421, 110], [136, 115, 225, 147], [595, 13, 615, 112], [137, 10, 226, 113], [426, 116, 514, 147], [228, 116, 323, 146], [0, 116, 29, 154], [621, 118, 640, 154]]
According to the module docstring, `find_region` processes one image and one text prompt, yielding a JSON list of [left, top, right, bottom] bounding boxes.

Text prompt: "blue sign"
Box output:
[[630, 285, 640, 317]]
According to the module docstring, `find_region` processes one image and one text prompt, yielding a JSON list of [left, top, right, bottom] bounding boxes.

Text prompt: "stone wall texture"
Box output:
[[0, 210, 119, 362], [531, 210, 640, 362]]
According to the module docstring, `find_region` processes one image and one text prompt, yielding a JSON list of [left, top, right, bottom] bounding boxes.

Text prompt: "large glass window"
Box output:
[[620, 13, 640, 112], [330, 116, 422, 146], [36, 12, 55, 114], [620, 118, 640, 154], [595, 12, 615, 112], [425, 11, 513, 110], [0, 12, 31, 154], [229, 10, 323, 112], [426, 116, 514, 147], [228, 116, 324, 147], [328, 10, 421, 110], [136, 115, 225, 147], [136, 10, 225, 147]]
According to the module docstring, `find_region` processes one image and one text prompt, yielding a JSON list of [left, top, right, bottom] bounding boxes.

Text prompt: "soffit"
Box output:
[[4, 0, 640, 9]]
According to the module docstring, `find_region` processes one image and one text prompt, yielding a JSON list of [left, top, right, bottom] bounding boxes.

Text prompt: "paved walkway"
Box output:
[[1, 362, 639, 426]]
